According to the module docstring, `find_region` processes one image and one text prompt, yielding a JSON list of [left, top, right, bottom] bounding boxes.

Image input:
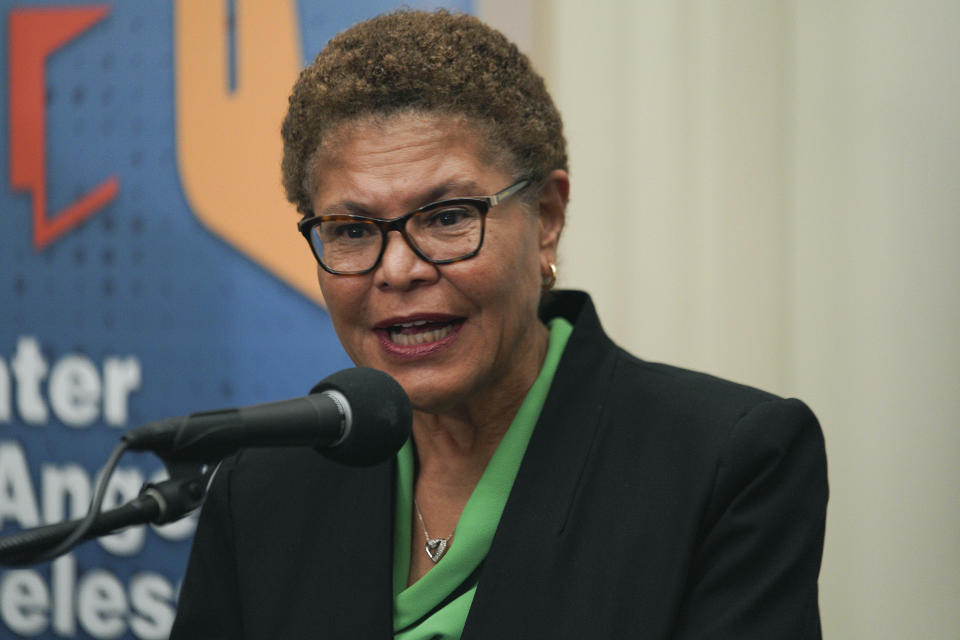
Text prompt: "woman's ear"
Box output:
[[538, 169, 569, 263]]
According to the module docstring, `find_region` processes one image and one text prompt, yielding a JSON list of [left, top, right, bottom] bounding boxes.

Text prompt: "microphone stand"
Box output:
[[0, 459, 211, 567]]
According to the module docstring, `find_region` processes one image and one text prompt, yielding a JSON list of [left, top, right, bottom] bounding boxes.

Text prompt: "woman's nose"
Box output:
[[374, 230, 439, 290]]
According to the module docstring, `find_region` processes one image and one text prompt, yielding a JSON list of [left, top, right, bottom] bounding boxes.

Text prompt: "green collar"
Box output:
[[392, 316, 574, 638]]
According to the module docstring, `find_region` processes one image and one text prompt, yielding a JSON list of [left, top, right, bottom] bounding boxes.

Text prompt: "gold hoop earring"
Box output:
[[542, 263, 557, 290]]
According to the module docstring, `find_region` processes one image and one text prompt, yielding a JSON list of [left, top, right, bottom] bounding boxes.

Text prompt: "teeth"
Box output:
[[398, 319, 430, 328], [388, 323, 455, 346]]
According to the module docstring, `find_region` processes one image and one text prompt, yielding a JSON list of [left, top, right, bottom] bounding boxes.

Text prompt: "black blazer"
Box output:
[[170, 291, 828, 639]]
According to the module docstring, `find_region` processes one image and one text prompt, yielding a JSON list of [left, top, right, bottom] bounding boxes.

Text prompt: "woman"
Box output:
[[171, 10, 827, 639]]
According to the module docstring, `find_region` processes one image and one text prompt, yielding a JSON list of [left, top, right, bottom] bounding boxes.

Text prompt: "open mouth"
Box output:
[[386, 319, 464, 346]]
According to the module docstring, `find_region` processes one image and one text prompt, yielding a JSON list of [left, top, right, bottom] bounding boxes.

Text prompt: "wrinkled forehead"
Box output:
[[304, 111, 517, 206]]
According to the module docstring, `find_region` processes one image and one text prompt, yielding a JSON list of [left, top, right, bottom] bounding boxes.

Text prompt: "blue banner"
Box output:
[[0, 1, 469, 637]]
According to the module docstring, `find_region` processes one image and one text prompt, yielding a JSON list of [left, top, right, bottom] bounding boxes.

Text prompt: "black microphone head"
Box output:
[[309, 367, 411, 466]]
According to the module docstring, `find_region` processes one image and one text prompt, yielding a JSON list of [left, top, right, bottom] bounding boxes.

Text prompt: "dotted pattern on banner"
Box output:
[[0, 1, 360, 431], [2, 0, 470, 420], [0, 4, 468, 632]]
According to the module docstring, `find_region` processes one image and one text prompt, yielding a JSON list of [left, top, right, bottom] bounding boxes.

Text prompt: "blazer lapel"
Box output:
[[462, 293, 621, 638]]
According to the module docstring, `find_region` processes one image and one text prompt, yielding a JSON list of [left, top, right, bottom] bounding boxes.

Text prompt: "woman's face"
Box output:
[[308, 115, 564, 414]]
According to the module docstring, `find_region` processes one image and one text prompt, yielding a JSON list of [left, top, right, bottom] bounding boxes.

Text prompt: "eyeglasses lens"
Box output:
[[310, 202, 484, 273]]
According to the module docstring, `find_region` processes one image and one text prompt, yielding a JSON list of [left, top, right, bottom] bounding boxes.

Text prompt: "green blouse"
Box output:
[[392, 317, 574, 639]]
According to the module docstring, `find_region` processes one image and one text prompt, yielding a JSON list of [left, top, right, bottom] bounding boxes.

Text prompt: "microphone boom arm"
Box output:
[[0, 366, 412, 566], [0, 461, 210, 566]]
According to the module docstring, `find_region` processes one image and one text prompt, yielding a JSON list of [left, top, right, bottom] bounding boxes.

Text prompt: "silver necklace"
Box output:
[[413, 498, 455, 563]]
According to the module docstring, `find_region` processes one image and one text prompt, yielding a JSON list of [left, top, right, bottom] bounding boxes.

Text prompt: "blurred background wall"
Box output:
[[479, 0, 960, 637]]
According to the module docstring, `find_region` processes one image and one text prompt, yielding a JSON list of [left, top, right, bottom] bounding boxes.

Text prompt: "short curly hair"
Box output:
[[281, 9, 567, 216]]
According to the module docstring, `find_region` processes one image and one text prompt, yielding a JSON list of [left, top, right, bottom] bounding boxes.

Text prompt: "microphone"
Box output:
[[122, 367, 411, 466]]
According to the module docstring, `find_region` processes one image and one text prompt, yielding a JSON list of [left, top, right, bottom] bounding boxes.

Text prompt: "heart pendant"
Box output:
[[425, 537, 448, 563]]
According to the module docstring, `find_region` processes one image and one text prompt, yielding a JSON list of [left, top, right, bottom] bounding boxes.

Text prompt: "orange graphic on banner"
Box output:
[[8, 6, 119, 251], [175, 1, 324, 306]]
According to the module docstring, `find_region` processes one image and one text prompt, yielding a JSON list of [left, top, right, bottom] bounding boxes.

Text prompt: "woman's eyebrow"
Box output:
[[316, 180, 487, 218], [316, 200, 372, 217], [419, 180, 484, 204]]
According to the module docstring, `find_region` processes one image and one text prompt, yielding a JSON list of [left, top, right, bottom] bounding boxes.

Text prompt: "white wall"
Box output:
[[791, 3, 960, 637], [480, 1, 960, 637]]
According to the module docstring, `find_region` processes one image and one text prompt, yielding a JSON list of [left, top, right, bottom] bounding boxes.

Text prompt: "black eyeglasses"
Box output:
[[297, 178, 530, 275]]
